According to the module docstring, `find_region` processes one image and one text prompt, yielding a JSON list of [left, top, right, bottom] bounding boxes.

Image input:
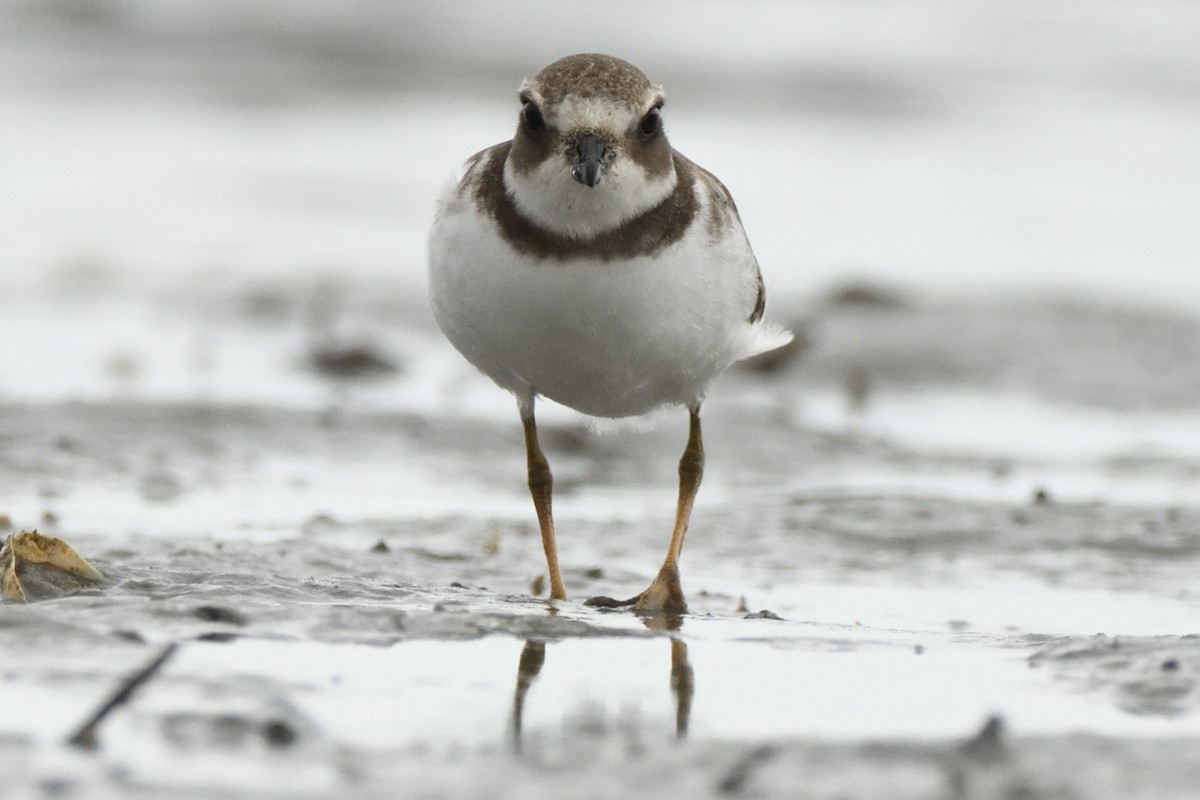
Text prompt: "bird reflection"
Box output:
[[509, 639, 546, 753], [669, 638, 693, 739], [508, 634, 694, 749]]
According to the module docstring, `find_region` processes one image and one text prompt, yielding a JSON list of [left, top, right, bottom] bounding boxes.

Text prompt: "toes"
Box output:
[[584, 564, 688, 615], [583, 594, 639, 608]]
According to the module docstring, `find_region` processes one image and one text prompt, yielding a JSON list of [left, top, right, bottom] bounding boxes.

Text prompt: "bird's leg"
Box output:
[[584, 406, 703, 614], [634, 405, 703, 614], [521, 400, 568, 601]]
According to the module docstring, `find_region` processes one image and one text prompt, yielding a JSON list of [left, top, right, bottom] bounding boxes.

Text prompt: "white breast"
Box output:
[[428, 169, 787, 419]]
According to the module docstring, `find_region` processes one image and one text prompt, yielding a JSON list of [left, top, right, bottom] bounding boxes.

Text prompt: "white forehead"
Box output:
[[550, 96, 636, 134]]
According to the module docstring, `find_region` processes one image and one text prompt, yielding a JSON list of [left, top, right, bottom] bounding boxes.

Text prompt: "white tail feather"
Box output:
[[739, 322, 794, 360]]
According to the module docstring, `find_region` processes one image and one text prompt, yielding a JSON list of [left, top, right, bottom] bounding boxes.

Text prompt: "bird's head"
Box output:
[[504, 53, 678, 238]]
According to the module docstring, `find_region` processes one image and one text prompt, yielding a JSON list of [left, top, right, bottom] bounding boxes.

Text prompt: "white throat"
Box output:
[[503, 154, 677, 239]]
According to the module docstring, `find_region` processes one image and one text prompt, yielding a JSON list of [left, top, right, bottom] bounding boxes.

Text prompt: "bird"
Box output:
[[427, 53, 791, 614]]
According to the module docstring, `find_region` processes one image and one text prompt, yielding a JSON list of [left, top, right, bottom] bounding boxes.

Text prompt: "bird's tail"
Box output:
[[738, 322, 794, 360]]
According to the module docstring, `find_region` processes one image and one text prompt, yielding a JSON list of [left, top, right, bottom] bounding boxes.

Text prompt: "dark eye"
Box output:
[[522, 101, 545, 133], [639, 107, 661, 138]]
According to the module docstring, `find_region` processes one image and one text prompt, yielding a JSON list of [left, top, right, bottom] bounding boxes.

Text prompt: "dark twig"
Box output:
[[66, 642, 180, 749]]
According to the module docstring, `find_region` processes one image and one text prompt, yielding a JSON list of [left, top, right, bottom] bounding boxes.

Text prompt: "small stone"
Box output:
[[262, 719, 297, 748], [1162, 658, 1181, 672], [743, 610, 783, 621]]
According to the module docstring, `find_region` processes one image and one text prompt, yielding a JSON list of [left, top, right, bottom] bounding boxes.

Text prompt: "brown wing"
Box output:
[[749, 263, 766, 323], [684, 154, 766, 324]]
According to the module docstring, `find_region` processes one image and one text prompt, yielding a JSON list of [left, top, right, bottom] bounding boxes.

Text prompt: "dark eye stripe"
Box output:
[[639, 107, 661, 137], [522, 102, 545, 133]]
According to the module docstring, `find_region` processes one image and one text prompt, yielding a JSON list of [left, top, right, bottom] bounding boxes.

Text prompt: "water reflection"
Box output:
[[638, 609, 685, 634], [669, 638, 694, 738], [509, 639, 546, 753], [509, 635, 695, 748]]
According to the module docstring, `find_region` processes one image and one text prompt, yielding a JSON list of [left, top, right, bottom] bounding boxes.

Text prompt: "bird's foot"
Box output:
[[634, 563, 688, 615], [583, 563, 688, 616]]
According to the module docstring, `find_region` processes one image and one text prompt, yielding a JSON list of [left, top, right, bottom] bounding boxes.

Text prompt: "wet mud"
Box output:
[[2, 381, 1199, 798]]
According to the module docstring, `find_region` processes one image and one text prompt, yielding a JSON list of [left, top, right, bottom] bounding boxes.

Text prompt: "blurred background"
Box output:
[[3, 0, 1198, 301], [0, 0, 1198, 453]]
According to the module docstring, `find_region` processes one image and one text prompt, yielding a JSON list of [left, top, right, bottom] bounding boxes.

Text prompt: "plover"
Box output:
[[427, 53, 791, 614]]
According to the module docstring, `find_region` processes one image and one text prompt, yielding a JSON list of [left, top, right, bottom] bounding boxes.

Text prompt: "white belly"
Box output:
[[428, 194, 763, 418]]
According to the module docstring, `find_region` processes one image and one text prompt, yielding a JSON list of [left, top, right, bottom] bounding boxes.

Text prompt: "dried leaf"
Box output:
[[8, 531, 105, 581]]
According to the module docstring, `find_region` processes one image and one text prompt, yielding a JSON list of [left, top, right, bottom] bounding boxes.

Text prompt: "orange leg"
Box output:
[[634, 405, 704, 614], [521, 401, 568, 601]]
